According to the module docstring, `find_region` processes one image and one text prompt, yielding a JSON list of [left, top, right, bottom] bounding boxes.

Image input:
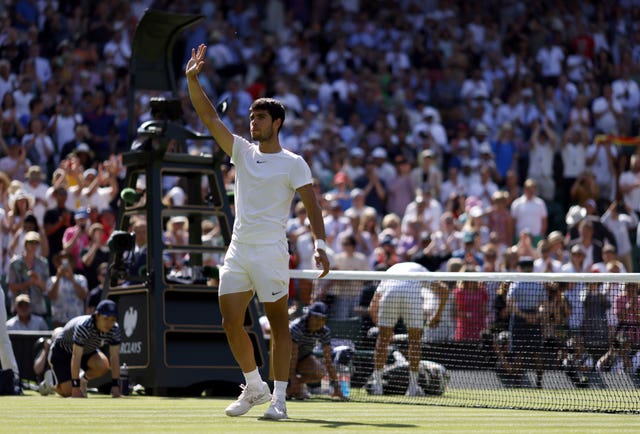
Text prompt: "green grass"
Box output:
[[4, 391, 640, 434], [346, 387, 640, 413]]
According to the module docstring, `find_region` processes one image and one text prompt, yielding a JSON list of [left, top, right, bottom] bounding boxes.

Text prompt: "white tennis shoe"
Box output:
[[38, 370, 54, 396], [370, 380, 384, 395], [405, 383, 426, 397], [263, 398, 288, 420], [225, 382, 271, 417]]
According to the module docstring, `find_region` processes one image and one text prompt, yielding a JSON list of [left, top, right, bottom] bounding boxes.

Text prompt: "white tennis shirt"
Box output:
[[230, 135, 312, 244]]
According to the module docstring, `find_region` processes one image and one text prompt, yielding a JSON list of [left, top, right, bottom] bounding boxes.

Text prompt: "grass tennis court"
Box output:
[[5, 391, 640, 434]]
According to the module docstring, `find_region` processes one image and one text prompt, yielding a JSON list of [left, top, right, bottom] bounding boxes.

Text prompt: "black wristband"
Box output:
[[71, 379, 80, 388], [112, 379, 120, 388]]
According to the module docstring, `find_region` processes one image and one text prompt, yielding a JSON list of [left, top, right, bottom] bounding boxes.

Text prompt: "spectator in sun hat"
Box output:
[[21, 165, 49, 225], [164, 216, 190, 269], [7, 210, 49, 260], [7, 230, 50, 319], [6, 189, 35, 234], [591, 244, 627, 273], [413, 106, 448, 152], [533, 239, 562, 273], [410, 148, 442, 201], [371, 146, 396, 185], [547, 230, 569, 264], [6, 293, 49, 331], [562, 243, 588, 272], [571, 198, 618, 250]]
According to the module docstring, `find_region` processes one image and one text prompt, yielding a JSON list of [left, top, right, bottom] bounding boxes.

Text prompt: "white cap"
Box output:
[[350, 147, 365, 158], [372, 147, 387, 159], [468, 206, 483, 218], [479, 143, 493, 154]]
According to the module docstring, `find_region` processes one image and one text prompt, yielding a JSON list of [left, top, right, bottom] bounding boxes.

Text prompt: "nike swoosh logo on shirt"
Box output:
[[257, 160, 267, 163]]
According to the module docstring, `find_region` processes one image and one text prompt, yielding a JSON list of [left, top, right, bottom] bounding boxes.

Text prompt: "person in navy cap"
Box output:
[[287, 301, 345, 400], [47, 299, 122, 398]]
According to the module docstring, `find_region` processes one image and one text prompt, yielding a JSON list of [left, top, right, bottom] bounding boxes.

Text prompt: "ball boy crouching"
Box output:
[[48, 300, 122, 398]]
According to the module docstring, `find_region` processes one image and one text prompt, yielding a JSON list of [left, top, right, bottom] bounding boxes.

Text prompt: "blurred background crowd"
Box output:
[[1, 0, 640, 333]]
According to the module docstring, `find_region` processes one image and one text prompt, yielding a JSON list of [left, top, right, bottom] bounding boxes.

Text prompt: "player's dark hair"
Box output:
[[250, 98, 285, 132]]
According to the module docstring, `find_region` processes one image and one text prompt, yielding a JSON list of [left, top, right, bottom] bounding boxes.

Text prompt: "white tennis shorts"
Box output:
[[378, 289, 424, 329], [219, 239, 289, 303]]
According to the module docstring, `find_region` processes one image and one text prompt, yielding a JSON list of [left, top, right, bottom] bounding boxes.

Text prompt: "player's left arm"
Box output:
[[297, 183, 330, 277], [71, 344, 85, 398], [322, 344, 344, 398], [109, 344, 121, 398], [429, 281, 449, 328], [368, 290, 383, 326]]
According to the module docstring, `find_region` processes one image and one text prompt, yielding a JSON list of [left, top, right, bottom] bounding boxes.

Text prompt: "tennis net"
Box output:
[[289, 268, 640, 413]]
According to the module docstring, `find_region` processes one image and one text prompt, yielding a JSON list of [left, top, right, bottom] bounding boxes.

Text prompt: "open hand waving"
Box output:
[[185, 44, 207, 78]]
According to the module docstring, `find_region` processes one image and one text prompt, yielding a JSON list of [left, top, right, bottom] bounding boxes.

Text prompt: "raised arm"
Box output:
[[185, 44, 234, 156]]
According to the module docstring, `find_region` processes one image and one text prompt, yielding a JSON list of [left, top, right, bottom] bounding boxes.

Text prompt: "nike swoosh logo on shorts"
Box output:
[[272, 290, 282, 296], [257, 160, 266, 163]]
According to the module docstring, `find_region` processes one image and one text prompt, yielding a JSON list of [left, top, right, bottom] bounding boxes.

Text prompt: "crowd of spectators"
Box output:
[[1, 0, 640, 383]]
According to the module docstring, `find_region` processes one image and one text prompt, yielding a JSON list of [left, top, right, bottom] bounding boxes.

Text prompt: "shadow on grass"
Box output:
[[258, 416, 417, 429]]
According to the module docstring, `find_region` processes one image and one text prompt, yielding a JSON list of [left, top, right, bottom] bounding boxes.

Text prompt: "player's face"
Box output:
[[249, 110, 275, 141], [96, 314, 117, 333]]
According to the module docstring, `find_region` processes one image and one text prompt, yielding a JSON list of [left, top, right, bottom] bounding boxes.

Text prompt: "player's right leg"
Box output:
[[371, 326, 394, 395], [48, 343, 73, 397], [219, 291, 257, 372], [406, 328, 425, 397], [219, 291, 271, 416]]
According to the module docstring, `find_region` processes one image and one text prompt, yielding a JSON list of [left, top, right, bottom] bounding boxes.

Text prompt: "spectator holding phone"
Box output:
[[46, 251, 88, 328]]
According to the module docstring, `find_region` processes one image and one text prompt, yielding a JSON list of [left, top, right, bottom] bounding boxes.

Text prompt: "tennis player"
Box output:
[[186, 44, 330, 420], [368, 262, 443, 396]]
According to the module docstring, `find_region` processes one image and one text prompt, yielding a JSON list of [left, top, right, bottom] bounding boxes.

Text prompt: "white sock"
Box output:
[[408, 370, 420, 388], [243, 368, 263, 388], [372, 370, 383, 383], [273, 380, 287, 401]]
